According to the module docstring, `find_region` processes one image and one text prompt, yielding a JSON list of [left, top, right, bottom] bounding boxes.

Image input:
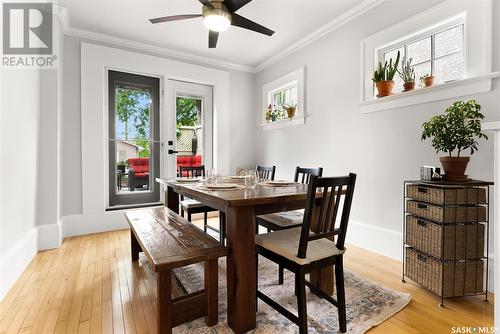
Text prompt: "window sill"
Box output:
[[359, 72, 500, 114], [260, 116, 306, 131]]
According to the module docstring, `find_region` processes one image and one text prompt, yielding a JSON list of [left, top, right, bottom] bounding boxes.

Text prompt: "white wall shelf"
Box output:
[[359, 72, 500, 114]]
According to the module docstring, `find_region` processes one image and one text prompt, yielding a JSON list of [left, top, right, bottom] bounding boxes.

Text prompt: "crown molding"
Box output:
[[253, 0, 385, 73], [65, 27, 254, 73], [61, 0, 384, 74], [57, 7, 70, 34]]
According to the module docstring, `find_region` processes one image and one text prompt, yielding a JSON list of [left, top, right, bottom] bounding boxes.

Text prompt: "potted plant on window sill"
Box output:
[[283, 104, 297, 120], [398, 57, 416, 92], [421, 99, 488, 180], [372, 51, 400, 97], [420, 74, 435, 88]]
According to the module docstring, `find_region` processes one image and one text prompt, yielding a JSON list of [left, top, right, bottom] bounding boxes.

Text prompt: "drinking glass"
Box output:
[[245, 170, 258, 188], [206, 168, 218, 185]]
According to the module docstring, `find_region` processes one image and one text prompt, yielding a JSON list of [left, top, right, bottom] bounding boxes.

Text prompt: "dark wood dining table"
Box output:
[[156, 177, 334, 333]]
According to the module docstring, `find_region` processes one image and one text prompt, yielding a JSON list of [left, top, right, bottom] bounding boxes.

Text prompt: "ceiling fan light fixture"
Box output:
[[202, 3, 231, 32]]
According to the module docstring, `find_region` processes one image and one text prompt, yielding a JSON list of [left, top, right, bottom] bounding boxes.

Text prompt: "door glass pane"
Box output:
[[407, 37, 431, 64], [176, 96, 203, 175], [114, 87, 152, 194], [435, 25, 463, 58], [434, 51, 464, 84]]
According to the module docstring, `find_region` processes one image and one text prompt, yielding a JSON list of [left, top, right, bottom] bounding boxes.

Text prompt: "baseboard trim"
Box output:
[[347, 220, 402, 261], [61, 211, 129, 238], [37, 222, 62, 250], [0, 228, 38, 301]]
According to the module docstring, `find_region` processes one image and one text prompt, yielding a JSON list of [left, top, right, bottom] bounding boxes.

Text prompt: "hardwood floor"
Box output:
[[0, 217, 493, 334]]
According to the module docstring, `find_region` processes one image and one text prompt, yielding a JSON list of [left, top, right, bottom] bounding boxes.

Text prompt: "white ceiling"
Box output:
[[60, 0, 365, 69]]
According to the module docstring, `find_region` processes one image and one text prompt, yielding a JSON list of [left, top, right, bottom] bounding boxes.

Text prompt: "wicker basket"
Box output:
[[407, 185, 486, 205], [405, 216, 485, 260], [406, 200, 486, 223], [405, 248, 484, 297]]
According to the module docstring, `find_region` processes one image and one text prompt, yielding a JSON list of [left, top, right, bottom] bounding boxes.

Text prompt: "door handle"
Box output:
[[168, 149, 178, 155]]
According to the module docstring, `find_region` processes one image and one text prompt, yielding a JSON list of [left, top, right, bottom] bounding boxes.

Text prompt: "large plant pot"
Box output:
[[439, 156, 470, 180], [375, 80, 394, 97]]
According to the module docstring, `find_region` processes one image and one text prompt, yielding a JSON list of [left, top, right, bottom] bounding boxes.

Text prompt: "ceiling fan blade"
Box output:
[[149, 14, 202, 24], [231, 13, 274, 36], [209, 30, 219, 48], [223, 0, 252, 13], [199, 0, 211, 5]]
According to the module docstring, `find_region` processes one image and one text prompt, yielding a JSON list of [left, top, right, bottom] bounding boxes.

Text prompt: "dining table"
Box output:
[[156, 176, 335, 334]]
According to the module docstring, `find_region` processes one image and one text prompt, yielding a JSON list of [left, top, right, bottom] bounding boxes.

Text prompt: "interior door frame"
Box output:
[[165, 79, 214, 178]]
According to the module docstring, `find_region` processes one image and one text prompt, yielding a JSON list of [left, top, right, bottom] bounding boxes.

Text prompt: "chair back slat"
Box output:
[[297, 174, 356, 259], [256, 165, 276, 181], [179, 165, 205, 178], [294, 166, 323, 184], [325, 185, 342, 233]]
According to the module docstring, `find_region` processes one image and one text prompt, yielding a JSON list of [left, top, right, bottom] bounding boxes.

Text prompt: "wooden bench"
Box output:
[[125, 207, 228, 334]]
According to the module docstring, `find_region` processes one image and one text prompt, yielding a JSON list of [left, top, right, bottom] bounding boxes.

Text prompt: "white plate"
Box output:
[[230, 175, 247, 179], [265, 180, 296, 186], [175, 178, 201, 183], [205, 183, 239, 189]]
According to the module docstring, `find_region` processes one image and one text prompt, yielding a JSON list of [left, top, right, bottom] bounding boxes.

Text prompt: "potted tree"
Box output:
[[421, 99, 488, 180], [372, 51, 400, 97], [398, 57, 416, 91]]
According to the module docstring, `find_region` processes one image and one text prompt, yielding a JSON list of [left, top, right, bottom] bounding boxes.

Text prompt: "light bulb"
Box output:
[[203, 14, 231, 32]]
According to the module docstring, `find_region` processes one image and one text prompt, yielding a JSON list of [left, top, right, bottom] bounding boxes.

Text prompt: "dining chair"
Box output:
[[178, 165, 225, 243], [255, 173, 356, 333], [256, 166, 323, 232], [256, 164, 276, 181]]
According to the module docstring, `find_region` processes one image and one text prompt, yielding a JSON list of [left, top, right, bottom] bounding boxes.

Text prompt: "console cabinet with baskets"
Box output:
[[402, 180, 492, 306]]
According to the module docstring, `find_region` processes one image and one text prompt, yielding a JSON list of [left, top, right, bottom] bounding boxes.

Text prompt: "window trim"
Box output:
[[261, 67, 306, 130]]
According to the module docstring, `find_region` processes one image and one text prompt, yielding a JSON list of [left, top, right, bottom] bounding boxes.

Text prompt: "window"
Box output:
[[108, 70, 160, 208], [379, 23, 464, 95], [266, 82, 298, 123], [262, 67, 305, 129], [360, 1, 494, 112]]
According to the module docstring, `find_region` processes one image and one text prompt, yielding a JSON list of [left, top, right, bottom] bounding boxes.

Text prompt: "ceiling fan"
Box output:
[[149, 0, 275, 48]]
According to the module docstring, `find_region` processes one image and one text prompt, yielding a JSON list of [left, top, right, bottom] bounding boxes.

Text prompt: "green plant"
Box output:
[[372, 51, 401, 82], [398, 57, 415, 83], [419, 74, 431, 87], [421, 99, 488, 157]]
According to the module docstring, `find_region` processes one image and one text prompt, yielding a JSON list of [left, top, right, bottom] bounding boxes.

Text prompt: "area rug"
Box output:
[[139, 254, 411, 333]]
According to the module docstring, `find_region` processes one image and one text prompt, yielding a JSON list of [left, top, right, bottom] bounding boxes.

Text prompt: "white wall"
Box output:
[[254, 0, 499, 262], [0, 69, 41, 298]]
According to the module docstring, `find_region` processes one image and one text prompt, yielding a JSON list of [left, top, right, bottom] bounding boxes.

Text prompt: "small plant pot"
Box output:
[[424, 76, 435, 87], [403, 82, 415, 92], [375, 80, 394, 98], [286, 107, 296, 119], [439, 156, 470, 180]]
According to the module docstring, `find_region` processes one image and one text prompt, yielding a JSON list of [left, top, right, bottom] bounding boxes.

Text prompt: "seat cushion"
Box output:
[[133, 172, 148, 178], [255, 227, 344, 265], [181, 199, 209, 210], [257, 209, 304, 228]]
